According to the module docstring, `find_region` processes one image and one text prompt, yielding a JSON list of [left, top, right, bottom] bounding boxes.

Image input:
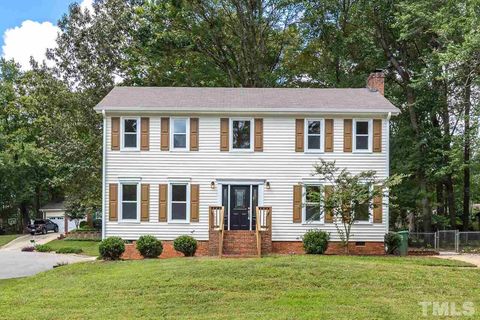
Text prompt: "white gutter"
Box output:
[[101, 110, 107, 240], [386, 112, 391, 233]]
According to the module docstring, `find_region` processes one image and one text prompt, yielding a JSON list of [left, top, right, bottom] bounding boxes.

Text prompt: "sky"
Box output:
[[0, 0, 93, 70]]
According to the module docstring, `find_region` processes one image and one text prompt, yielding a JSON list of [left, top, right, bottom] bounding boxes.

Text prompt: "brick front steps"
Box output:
[[222, 231, 258, 256]]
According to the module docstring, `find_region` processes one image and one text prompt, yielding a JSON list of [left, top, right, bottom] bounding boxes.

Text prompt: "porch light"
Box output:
[[266, 181, 271, 189], [210, 181, 215, 189]]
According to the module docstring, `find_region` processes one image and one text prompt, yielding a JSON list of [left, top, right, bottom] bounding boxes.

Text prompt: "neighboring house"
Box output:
[[40, 201, 78, 234], [94, 71, 400, 256]]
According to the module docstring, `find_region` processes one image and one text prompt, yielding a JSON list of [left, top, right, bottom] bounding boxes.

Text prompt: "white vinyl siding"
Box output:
[[105, 116, 389, 241]]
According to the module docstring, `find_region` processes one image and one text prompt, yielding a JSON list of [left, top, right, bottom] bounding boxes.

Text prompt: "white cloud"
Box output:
[[2, 20, 59, 70], [80, 0, 94, 12]]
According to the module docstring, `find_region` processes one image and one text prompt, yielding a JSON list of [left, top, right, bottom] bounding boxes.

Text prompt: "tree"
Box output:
[[66, 205, 87, 230], [310, 160, 402, 254]]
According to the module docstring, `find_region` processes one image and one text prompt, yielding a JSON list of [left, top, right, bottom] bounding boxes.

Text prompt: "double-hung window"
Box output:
[[170, 183, 190, 222], [353, 119, 372, 152], [230, 118, 253, 151], [122, 118, 139, 150], [353, 184, 371, 222], [305, 119, 324, 152], [304, 185, 323, 223], [120, 183, 139, 221], [171, 118, 189, 150]]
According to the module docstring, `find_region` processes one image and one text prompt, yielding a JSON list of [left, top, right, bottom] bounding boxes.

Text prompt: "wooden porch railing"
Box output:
[[209, 206, 225, 256], [255, 206, 272, 257]]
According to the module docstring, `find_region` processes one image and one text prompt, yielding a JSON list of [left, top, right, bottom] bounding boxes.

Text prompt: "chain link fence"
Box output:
[[408, 230, 480, 253]]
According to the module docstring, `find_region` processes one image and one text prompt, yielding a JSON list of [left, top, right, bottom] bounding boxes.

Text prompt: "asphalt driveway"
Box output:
[[0, 233, 96, 279]]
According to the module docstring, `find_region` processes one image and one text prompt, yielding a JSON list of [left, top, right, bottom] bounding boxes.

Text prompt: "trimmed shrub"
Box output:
[[173, 235, 198, 257], [99, 237, 125, 260], [302, 230, 330, 254], [56, 247, 83, 254], [384, 232, 402, 255], [136, 235, 163, 258], [79, 221, 88, 228], [35, 244, 53, 252]]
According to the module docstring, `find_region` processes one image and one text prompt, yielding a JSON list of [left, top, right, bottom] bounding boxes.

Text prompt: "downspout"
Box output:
[[386, 112, 391, 232], [101, 110, 107, 239]]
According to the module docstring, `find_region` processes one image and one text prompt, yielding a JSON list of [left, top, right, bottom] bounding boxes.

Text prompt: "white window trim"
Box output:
[[120, 117, 141, 151], [229, 118, 254, 152], [170, 117, 190, 151], [168, 182, 190, 223], [119, 181, 141, 223], [302, 183, 324, 224], [304, 118, 325, 153], [353, 119, 372, 153]]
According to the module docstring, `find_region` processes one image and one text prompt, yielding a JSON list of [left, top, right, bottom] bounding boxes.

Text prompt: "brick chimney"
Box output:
[[366, 70, 385, 96]]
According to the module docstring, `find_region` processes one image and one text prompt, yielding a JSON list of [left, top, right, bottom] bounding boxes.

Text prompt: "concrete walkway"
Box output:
[[1, 233, 58, 251], [0, 233, 96, 279], [435, 252, 480, 267]]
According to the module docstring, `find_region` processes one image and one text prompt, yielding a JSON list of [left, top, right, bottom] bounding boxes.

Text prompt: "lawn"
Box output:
[[45, 239, 100, 256], [0, 255, 478, 319], [0, 234, 21, 248]]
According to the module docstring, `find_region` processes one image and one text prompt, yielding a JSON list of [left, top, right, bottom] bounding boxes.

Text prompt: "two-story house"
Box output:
[[94, 71, 400, 257]]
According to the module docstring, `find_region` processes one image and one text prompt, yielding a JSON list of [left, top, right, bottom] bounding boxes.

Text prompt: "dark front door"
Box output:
[[230, 185, 250, 230]]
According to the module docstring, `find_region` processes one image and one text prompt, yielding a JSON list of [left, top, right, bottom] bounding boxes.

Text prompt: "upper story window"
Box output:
[[122, 118, 139, 150], [304, 185, 323, 223], [171, 118, 189, 151], [305, 119, 324, 152], [120, 183, 139, 221], [230, 118, 253, 151], [353, 119, 372, 152], [170, 183, 190, 222]]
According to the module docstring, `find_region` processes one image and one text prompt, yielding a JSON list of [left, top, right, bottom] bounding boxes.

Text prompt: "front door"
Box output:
[[230, 185, 250, 230]]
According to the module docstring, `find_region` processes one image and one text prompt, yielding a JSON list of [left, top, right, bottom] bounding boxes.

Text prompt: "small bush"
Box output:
[[56, 247, 83, 254], [99, 237, 125, 260], [385, 232, 402, 255], [136, 235, 163, 258], [21, 246, 35, 252], [79, 221, 88, 228], [302, 230, 330, 254], [35, 244, 53, 252], [173, 235, 198, 257]]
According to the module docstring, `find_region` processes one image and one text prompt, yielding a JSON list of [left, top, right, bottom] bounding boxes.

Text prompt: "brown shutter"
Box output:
[[295, 119, 304, 152], [220, 118, 229, 151], [190, 184, 199, 222], [111, 117, 120, 150], [293, 185, 302, 223], [159, 184, 168, 222], [161, 117, 169, 151], [254, 118, 263, 152], [373, 186, 383, 223], [140, 117, 149, 151], [141, 184, 150, 221], [190, 118, 199, 151], [324, 185, 333, 223], [109, 184, 118, 221], [373, 119, 382, 152], [325, 119, 334, 152], [343, 119, 352, 152]]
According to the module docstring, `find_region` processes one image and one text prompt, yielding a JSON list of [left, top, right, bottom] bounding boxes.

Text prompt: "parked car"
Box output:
[[27, 219, 58, 235]]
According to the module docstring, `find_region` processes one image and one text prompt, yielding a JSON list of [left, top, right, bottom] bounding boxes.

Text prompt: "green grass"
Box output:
[[0, 255, 478, 319], [0, 234, 21, 247], [45, 239, 100, 256]]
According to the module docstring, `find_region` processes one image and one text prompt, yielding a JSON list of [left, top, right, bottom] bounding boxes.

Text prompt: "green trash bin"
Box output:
[[397, 230, 409, 256]]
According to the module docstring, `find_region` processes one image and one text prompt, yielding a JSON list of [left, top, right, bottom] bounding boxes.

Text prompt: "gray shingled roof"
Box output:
[[94, 87, 400, 114]]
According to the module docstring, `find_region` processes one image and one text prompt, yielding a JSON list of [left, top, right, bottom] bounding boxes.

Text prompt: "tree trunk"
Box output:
[[20, 202, 30, 232], [436, 182, 445, 217], [444, 175, 456, 229], [462, 78, 471, 231]]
